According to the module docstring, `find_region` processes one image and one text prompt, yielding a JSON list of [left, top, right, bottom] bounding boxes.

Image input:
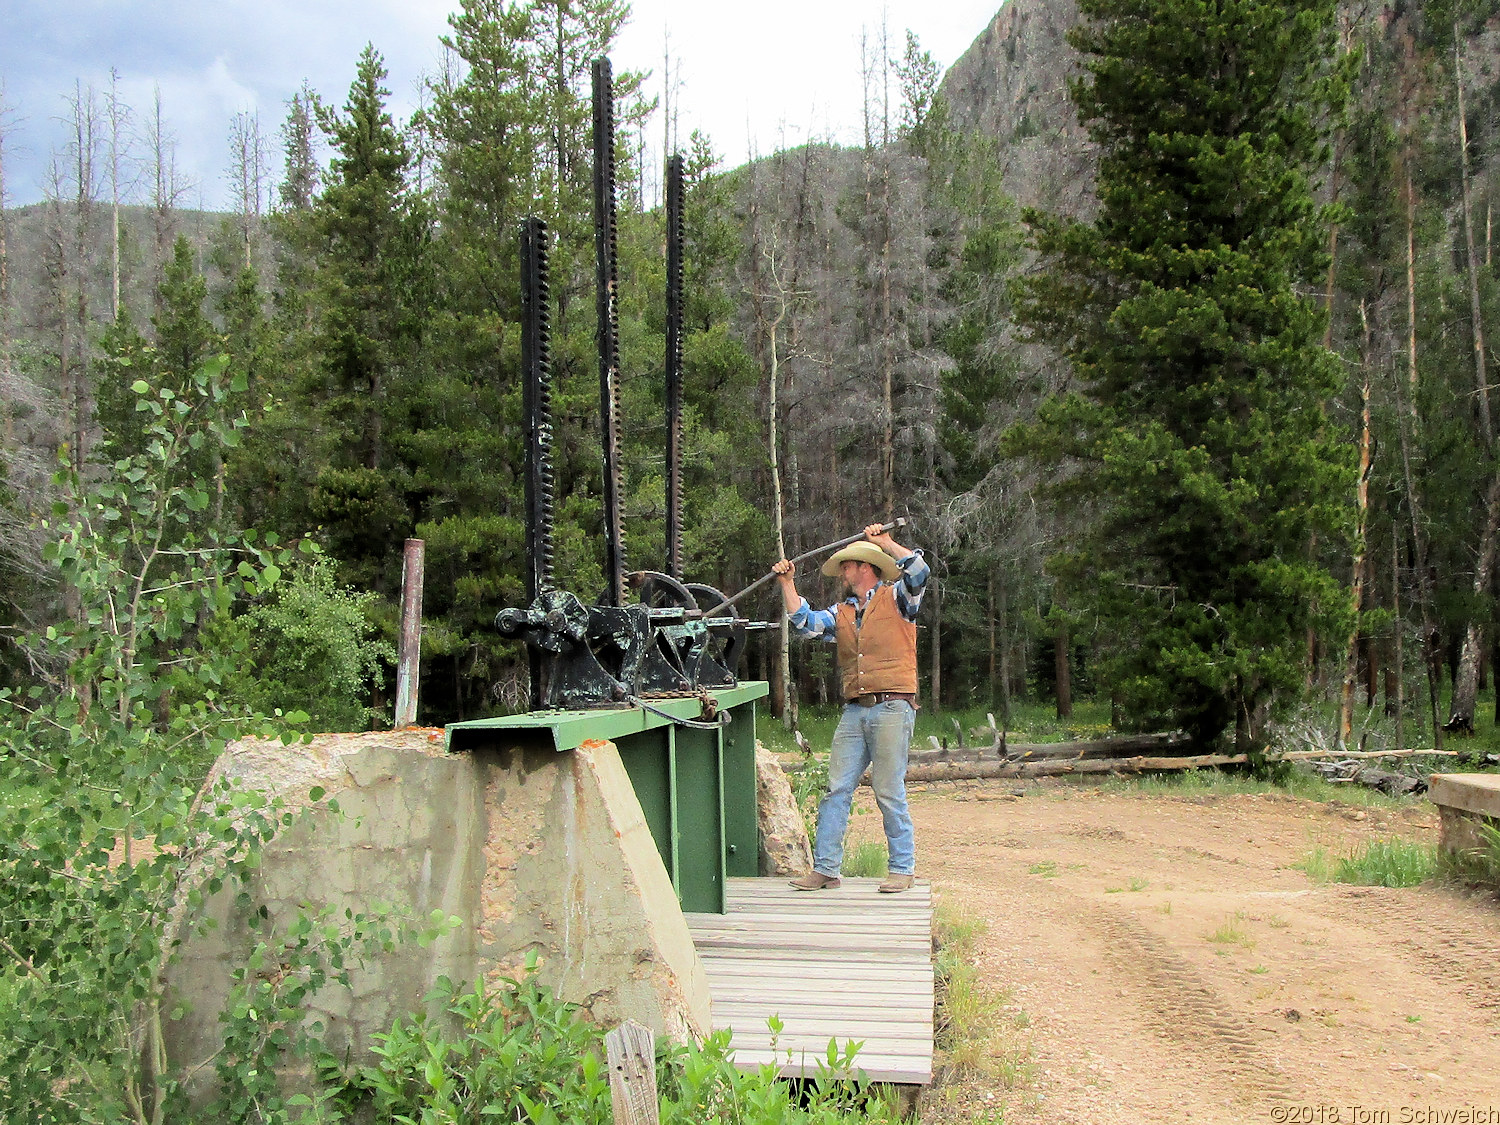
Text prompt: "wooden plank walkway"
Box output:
[[684, 877, 935, 1085]]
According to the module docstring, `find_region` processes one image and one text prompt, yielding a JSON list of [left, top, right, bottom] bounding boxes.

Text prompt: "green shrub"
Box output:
[[0, 362, 327, 1123], [354, 959, 611, 1125], [789, 751, 829, 841], [346, 958, 902, 1124], [219, 559, 395, 733]]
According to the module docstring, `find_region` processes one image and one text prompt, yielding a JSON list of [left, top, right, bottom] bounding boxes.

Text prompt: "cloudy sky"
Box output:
[[0, 0, 1003, 212]]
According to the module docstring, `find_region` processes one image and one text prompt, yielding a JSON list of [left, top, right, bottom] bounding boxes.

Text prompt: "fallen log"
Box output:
[[915, 731, 1190, 765], [1279, 747, 1456, 760], [904, 752, 1246, 783], [897, 746, 1458, 785], [1307, 760, 1431, 796]]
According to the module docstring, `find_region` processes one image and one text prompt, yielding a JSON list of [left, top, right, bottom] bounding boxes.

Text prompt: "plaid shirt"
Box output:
[[787, 550, 929, 642]]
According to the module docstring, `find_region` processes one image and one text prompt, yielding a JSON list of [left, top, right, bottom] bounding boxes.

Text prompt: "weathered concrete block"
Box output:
[[1430, 773, 1500, 855], [756, 743, 812, 876], [165, 730, 710, 1099]]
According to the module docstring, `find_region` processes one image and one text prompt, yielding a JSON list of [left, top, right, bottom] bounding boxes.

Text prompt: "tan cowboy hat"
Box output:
[[821, 541, 901, 581]]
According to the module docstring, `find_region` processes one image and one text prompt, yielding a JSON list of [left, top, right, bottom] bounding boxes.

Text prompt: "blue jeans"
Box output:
[[812, 699, 916, 877]]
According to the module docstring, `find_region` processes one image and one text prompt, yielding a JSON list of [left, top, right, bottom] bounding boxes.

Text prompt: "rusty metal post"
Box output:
[[394, 537, 425, 729]]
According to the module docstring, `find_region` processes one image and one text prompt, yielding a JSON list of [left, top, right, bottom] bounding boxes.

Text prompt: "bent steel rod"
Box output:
[[698, 517, 908, 619]]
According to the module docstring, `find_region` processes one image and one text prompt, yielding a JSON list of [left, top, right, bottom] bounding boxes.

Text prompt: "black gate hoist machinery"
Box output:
[[494, 58, 772, 713]]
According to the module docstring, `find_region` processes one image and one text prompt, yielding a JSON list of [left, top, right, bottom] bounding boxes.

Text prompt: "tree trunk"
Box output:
[[879, 172, 895, 515], [1456, 34, 1492, 445], [109, 68, 123, 321], [1493, 630, 1500, 726], [928, 573, 942, 716], [70, 81, 95, 467], [1339, 310, 1372, 747], [0, 101, 10, 371], [1447, 476, 1500, 732], [987, 571, 997, 702], [1396, 146, 1444, 751], [998, 577, 1011, 724], [1449, 31, 1498, 731], [1392, 524, 1404, 747], [765, 255, 795, 730], [1054, 628, 1072, 720]]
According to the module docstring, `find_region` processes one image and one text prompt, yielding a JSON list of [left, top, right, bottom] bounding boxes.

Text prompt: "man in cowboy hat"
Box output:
[[772, 523, 929, 893]]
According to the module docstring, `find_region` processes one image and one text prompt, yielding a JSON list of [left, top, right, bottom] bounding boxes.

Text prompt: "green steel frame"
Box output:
[[446, 682, 768, 913]]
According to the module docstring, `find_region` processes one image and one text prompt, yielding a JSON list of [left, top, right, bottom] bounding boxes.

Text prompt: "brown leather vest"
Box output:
[[835, 583, 918, 699]]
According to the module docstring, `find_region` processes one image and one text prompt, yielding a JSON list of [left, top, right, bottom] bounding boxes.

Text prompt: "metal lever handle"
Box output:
[[699, 518, 908, 619]]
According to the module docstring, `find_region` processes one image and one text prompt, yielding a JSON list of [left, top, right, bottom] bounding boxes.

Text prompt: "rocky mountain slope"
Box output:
[[940, 0, 1097, 216]]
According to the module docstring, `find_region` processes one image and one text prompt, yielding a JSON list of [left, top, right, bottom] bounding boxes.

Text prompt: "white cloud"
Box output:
[[1, 0, 1002, 210]]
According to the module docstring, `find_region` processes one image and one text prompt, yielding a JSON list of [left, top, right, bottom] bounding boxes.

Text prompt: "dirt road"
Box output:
[[848, 781, 1500, 1124]]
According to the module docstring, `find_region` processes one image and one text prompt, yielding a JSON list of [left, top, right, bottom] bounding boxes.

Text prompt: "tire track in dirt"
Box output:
[[944, 854, 1301, 1113], [1075, 891, 1302, 1107], [905, 787, 1500, 1121], [1304, 886, 1500, 1015]]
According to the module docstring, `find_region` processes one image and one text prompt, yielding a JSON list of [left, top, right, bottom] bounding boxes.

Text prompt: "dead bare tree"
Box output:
[[55, 81, 102, 467], [145, 85, 193, 296], [0, 83, 15, 379], [748, 219, 810, 731], [106, 68, 134, 320], [1339, 302, 1373, 748], [1448, 31, 1498, 732], [227, 110, 266, 268]]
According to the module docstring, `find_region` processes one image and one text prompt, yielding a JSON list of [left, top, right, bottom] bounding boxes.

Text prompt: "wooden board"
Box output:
[[685, 877, 935, 1086]]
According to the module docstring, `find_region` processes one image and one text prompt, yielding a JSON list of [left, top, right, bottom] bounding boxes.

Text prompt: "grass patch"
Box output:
[[1027, 860, 1057, 877], [933, 902, 1033, 1090], [1295, 844, 1337, 884], [1297, 838, 1437, 888], [1207, 912, 1254, 947], [1436, 821, 1500, 890], [1337, 838, 1436, 887], [842, 839, 888, 878]]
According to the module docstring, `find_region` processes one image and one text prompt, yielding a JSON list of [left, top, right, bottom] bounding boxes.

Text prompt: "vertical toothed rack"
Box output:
[[593, 57, 627, 609]]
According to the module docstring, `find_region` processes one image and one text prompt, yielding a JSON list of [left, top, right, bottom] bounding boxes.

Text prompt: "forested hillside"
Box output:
[[4, 0, 1500, 753]]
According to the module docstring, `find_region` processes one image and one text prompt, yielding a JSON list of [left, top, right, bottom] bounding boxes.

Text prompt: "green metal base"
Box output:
[[445, 682, 769, 913]]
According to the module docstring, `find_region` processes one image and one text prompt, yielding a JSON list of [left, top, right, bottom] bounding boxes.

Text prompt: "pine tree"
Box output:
[[307, 44, 419, 589], [1013, 0, 1355, 755]]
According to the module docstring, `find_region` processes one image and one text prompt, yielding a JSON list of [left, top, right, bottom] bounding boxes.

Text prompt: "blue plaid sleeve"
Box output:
[[893, 550, 928, 621], [788, 598, 839, 643]]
